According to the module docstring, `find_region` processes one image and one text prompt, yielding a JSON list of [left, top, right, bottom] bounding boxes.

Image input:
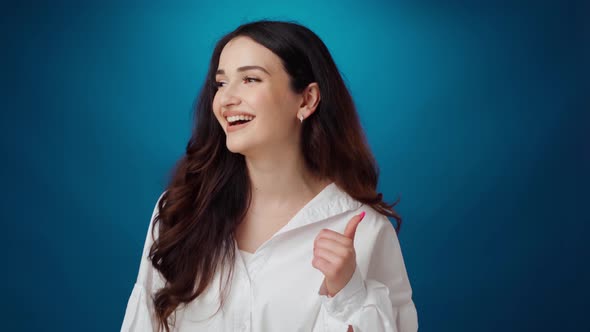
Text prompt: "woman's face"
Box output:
[[212, 36, 302, 156]]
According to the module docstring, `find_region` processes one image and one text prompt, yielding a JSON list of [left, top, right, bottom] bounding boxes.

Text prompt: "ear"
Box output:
[[298, 82, 321, 119]]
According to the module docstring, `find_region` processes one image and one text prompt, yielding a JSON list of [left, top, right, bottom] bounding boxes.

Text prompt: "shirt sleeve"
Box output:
[[318, 213, 418, 332], [121, 193, 167, 332]]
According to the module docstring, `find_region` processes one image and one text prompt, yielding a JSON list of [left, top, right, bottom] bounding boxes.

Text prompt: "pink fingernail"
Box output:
[[359, 211, 366, 221]]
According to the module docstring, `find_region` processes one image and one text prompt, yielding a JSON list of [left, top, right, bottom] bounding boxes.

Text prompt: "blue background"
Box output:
[[2, 0, 588, 331]]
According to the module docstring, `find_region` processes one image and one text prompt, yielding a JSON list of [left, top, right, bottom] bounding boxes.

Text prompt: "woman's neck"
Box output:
[[245, 151, 331, 211]]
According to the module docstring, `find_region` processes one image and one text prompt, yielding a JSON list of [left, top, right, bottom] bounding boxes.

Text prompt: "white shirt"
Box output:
[[121, 182, 418, 331], [240, 250, 255, 267]]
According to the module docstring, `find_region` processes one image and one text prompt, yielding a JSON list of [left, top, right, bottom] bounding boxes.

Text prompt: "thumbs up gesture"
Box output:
[[312, 211, 366, 297]]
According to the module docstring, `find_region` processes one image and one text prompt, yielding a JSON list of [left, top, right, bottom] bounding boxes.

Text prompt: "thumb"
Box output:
[[343, 211, 366, 240]]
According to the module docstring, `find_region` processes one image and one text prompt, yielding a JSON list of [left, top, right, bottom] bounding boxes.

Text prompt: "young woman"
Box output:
[[121, 20, 418, 332]]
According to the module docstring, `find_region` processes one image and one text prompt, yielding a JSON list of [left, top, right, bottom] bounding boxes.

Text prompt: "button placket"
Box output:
[[247, 247, 271, 281], [240, 320, 249, 331], [232, 281, 251, 331], [233, 250, 253, 332]]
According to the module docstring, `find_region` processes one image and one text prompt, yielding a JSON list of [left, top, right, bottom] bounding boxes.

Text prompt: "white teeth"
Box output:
[[226, 115, 254, 123]]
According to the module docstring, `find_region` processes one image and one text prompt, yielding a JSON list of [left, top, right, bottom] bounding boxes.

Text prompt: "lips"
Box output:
[[226, 117, 254, 133]]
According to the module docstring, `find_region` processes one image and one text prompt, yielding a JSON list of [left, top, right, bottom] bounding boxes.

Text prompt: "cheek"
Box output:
[[251, 90, 294, 120], [212, 94, 218, 110], [245, 89, 267, 106], [274, 86, 300, 114], [211, 95, 222, 120]]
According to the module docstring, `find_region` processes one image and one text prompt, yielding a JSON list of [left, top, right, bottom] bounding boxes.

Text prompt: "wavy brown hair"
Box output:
[[149, 20, 402, 331]]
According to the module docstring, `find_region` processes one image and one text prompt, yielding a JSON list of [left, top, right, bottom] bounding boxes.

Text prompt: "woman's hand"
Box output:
[[312, 211, 366, 297]]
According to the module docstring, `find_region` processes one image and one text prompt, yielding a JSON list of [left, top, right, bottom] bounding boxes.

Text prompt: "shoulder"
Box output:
[[132, 192, 168, 292], [150, 191, 167, 219], [356, 202, 396, 232], [332, 184, 396, 234], [354, 204, 399, 244], [332, 185, 399, 242], [144, 191, 167, 245]]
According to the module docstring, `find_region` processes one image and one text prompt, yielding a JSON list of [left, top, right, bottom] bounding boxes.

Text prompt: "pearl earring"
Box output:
[[299, 114, 304, 123]]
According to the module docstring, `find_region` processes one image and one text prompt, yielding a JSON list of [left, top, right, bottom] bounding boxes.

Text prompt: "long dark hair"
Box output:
[[149, 20, 402, 331]]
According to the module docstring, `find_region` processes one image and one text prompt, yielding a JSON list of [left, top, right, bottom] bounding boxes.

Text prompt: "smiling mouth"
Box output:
[[229, 119, 252, 126], [226, 117, 255, 132]]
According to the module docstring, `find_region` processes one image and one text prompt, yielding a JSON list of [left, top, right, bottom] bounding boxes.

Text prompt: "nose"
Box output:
[[218, 82, 242, 108]]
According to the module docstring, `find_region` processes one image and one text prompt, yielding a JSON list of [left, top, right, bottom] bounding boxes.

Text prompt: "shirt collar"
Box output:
[[275, 182, 362, 236]]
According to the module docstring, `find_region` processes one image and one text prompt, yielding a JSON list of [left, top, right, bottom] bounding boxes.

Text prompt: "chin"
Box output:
[[225, 139, 251, 155]]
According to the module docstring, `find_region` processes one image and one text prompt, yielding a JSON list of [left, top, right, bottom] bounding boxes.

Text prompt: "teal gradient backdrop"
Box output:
[[3, 1, 588, 331]]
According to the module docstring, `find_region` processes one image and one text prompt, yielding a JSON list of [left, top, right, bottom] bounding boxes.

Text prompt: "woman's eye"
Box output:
[[243, 77, 260, 83], [215, 77, 259, 89]]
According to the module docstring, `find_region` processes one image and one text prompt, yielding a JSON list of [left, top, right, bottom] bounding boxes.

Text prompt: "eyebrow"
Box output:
[[216, 65, 271, 76]]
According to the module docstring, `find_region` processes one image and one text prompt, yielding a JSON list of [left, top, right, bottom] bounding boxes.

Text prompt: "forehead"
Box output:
[[217, 36, 281, 73]]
